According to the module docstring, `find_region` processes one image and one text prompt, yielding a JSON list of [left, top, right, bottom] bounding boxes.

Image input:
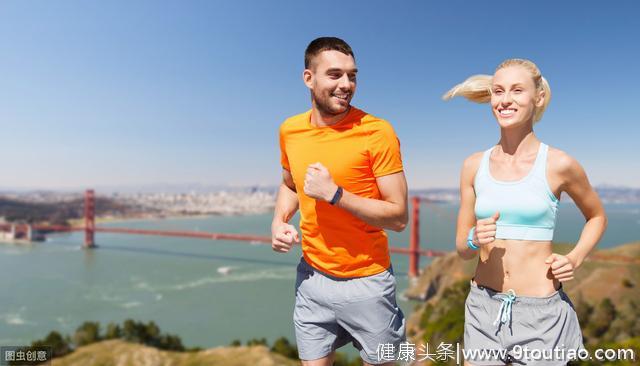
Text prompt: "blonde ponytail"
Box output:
[[442, 74, 492, 103]]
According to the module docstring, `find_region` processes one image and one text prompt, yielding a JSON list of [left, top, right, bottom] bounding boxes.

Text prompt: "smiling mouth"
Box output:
[[332, 93, 349, 100], [498, 108, 516, 116]]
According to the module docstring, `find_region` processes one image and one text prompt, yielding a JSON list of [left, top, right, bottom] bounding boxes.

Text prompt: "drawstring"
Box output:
[[493, 289, 517, 328]]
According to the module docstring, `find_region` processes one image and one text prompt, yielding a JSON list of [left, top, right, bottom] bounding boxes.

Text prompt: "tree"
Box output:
[[158, 334, 185, 351], [120, 319, 184, 351], [31, 331, 72, 358], [333, 352, 363, 366], [573, 293, 593, 327], [122, 319, 144, 343], [246, 337, 268, 346], [587, 298, 616, 339], [104, 322, 121, 339], [270, 337, 298, 359], [73, 321, 101, 347], [420, 280, 469, 346]]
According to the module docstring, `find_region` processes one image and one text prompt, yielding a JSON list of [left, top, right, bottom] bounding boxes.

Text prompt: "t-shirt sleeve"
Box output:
[[368, 121, 403, 177], [279, 125, 290, 171]]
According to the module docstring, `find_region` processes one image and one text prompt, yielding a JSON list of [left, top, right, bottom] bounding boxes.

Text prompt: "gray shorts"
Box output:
[[293, 257, 406, 364], [464, 280, 584, 365]]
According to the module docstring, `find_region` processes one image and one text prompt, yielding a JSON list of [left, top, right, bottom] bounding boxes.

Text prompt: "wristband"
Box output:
[[467, 226, 479, 250], [329, 186, 343, 205]]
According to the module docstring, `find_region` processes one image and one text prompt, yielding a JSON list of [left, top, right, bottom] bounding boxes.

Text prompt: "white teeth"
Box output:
[[333, 94, 348, 100], [499, 109, 515, 115]]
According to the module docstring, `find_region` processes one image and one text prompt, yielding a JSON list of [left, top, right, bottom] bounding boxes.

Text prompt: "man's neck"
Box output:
[[310, 105, 351, 127]]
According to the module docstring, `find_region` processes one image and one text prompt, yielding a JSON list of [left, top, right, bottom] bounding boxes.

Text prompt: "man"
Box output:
[[272, 37, 408, 366]]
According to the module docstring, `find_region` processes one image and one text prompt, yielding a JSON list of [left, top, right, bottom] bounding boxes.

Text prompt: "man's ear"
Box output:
[[302, 68, 313, 89]]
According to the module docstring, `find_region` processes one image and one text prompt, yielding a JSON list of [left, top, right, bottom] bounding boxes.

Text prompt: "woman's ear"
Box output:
[[536, 89, 545, 108]]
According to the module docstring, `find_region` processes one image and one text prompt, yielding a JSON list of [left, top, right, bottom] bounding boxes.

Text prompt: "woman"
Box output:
[[444, 59, 607, 365]]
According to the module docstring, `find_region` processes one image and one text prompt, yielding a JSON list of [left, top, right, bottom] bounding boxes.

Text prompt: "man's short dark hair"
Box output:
[[304, 37, 355, 69]]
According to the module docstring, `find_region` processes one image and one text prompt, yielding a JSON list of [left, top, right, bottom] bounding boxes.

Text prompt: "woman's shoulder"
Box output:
[[461, 150, 486, 175], [546, 145, 584, 177]]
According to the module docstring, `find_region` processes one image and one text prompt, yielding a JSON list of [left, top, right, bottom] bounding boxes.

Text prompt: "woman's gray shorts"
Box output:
[[293, 257, 406, 364], [464, 280, 585, 365]]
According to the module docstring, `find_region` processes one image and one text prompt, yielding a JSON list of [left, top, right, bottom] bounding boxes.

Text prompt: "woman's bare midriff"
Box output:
[[473, 239, 561, 297]]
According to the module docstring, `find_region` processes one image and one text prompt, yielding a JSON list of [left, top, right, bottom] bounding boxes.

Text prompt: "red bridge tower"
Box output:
[[84, 189, 95, 248]]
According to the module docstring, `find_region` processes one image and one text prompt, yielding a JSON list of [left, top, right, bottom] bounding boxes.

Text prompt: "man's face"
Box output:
[[304, 50, 357, 116]]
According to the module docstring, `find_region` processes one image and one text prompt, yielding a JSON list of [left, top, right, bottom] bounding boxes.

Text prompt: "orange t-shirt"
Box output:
[[279, 107, 403, 278]]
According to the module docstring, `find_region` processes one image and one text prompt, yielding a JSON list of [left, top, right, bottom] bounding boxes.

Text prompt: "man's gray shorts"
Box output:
[[294, 257, 406, 364], [464, 280, 585, 365]]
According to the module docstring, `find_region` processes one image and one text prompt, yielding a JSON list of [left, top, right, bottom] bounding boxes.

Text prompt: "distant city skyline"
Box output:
[[1, 1, 639, 189]]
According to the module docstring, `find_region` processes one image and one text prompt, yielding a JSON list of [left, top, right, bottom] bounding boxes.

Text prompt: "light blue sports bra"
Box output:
[[474, 143, 559, 241]]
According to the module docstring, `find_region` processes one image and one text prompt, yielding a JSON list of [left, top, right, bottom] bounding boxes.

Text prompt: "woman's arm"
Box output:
[[456, 152, 484, 260], [546, 150, 608, 280]]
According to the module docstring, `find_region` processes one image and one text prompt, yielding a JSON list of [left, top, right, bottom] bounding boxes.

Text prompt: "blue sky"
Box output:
[[1, 0, 638, 190]]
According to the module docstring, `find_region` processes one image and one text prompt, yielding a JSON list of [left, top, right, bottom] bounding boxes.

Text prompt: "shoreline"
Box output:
[[0, 239, 35, 246], [66, 211, 273, 226], [67, 214, 217, 226]]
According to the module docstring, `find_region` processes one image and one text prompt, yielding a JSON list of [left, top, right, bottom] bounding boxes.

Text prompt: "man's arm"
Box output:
[[271, 169, 300, 253], [304, 163, 408, 232], [336, 172, 408, 232]]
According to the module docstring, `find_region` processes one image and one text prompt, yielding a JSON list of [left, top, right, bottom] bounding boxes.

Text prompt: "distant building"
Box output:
[[0, 223, 45, 243]]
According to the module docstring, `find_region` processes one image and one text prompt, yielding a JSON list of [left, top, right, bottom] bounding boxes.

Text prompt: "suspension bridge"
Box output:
[[1, 190, 449, 278]]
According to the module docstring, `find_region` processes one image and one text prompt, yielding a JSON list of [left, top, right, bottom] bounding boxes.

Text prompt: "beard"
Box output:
[[311, 88, 350, 116]]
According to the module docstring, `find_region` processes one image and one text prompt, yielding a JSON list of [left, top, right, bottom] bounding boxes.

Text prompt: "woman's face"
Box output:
[[491, 65, 543, 129]]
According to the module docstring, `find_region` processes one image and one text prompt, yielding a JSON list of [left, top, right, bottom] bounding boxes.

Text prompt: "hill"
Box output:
[[51, 339, 300, 366]]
